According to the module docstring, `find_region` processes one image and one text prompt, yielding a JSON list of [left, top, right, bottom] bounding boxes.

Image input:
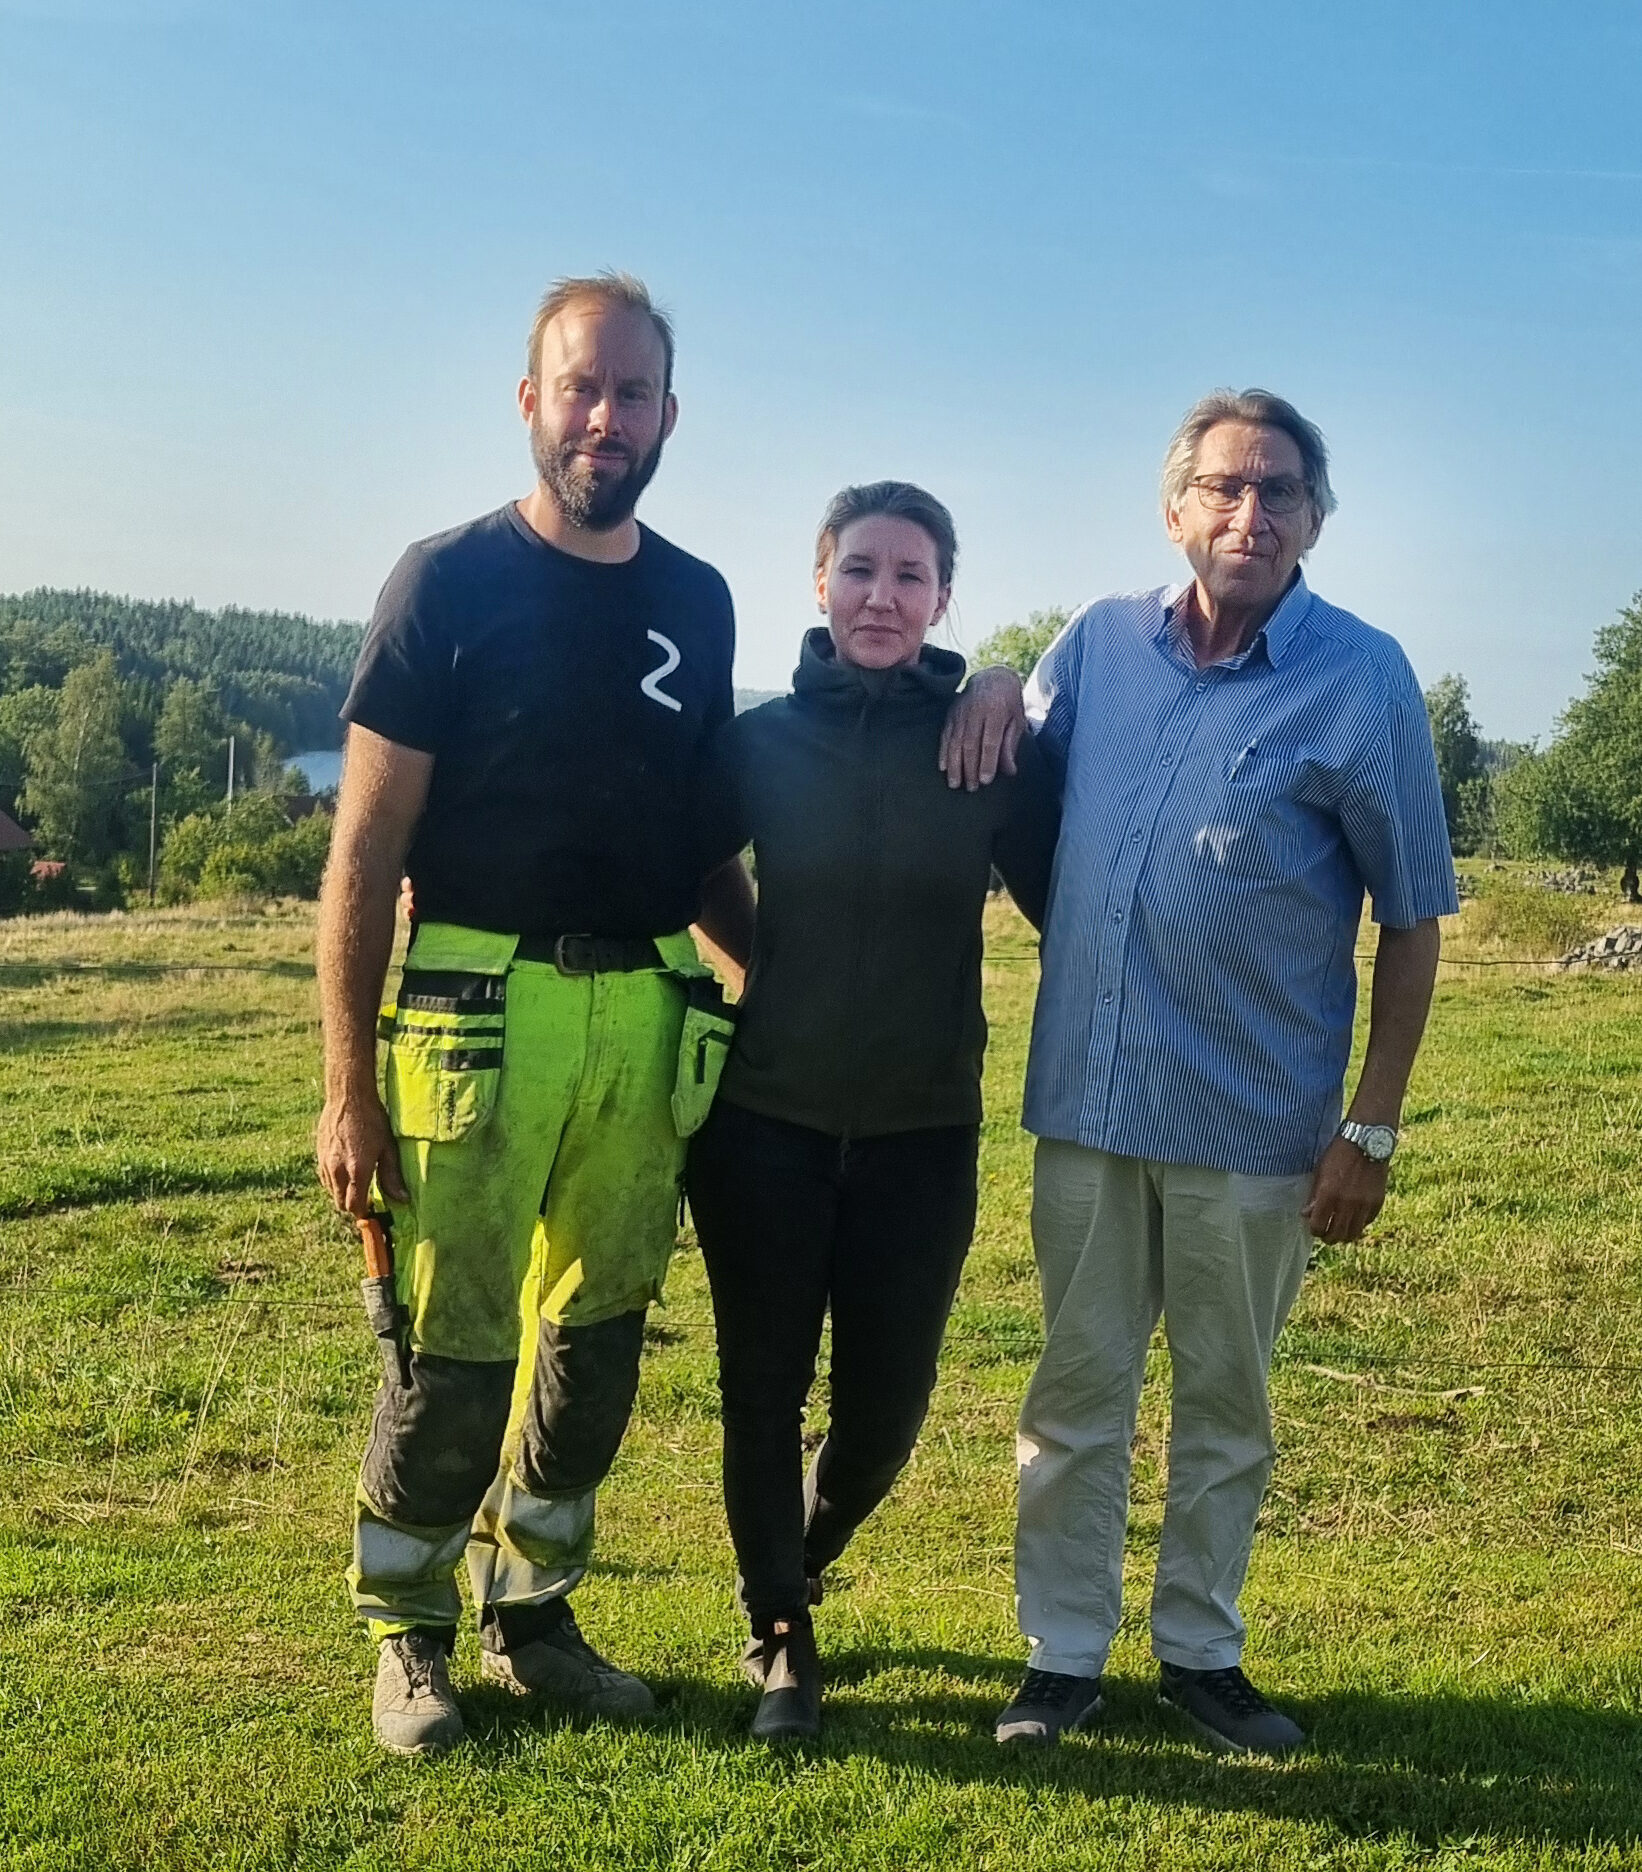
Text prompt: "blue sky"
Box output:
[[2, 1, 1639, 740]]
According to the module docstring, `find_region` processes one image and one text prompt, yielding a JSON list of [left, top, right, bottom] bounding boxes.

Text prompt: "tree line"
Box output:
[[0, 589, 362, 913], [4, 584, 1637, 916], [973, 595, 1642, 903]]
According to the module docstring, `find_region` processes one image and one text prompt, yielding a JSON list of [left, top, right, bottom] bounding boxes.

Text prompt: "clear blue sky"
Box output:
[[2, 0, 1638, 741]]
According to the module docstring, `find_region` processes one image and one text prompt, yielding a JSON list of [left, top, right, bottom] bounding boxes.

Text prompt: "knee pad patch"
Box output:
[[516, 1308, 647, 1496], [361, 1352, 515, 1528]]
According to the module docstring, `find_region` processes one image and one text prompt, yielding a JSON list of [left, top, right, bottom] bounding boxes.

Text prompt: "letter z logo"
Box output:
[[640, 630, 683, 713]]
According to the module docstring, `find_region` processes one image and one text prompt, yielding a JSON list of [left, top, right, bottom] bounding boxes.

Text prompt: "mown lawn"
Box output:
[[1, 895, 1639, 1870]]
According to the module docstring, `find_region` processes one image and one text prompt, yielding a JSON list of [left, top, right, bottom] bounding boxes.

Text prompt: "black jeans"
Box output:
[[686, 1099, 979, 1622]]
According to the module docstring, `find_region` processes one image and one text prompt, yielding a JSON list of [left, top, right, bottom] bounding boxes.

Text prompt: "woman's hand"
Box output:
[[938, 666, 1027, 790]]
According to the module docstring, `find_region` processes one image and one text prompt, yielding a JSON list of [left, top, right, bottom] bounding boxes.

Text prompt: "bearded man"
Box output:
[[316, 273, 754, 1754]]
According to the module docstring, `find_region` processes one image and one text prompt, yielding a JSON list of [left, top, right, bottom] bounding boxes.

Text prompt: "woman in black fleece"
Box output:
[[687, 482, 1060, 1739]]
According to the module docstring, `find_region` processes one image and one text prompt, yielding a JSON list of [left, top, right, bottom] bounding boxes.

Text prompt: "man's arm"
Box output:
[[1302, 917, 1441, 1243], [937, 666, 1027, 791], [692, 855, 755, 997], [315, 725, 433, 1217]]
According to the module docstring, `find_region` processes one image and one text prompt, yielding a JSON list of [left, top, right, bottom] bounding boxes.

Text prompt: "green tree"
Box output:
[[973, 608, 1071, 680], [1503, 596, 1642, 901], [0, 684, 60, 816], [20, 654, 130, 863], [1423, 673, 1487, 854], [153, 678, 228, 819], [154, 678, 225, 775]]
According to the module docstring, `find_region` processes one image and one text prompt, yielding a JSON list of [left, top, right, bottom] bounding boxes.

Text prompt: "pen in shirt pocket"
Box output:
[[1230, 740, 1259, 776]]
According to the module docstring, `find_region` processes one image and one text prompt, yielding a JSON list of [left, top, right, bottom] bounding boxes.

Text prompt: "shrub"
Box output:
[[198, 843, 268, 900], [258, 810, 332, 897], [159, 796, 332, 902], [1466, 880, 1604, 956], [0, 851, 29, 916]]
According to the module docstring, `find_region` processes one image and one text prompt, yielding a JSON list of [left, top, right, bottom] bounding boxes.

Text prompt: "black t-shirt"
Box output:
[[341, 505, 735, 939]]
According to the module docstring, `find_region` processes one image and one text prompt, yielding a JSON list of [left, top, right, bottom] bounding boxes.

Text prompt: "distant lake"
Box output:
[[289, 749, 343, 793]]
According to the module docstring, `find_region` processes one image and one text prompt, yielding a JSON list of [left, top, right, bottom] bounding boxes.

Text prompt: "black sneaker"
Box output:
[[994, 1667, 1104, 1746], [748, 1612, 822, 1741], [1158, 1662, 1305, 1756]]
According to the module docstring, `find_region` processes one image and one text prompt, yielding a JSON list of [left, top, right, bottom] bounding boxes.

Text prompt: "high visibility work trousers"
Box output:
[[1014, 1141, 1312, 1677], [347, 921, 700, 1636]]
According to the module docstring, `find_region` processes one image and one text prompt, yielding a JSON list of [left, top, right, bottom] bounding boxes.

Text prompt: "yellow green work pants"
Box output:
[[348, 921, 708, 1635]]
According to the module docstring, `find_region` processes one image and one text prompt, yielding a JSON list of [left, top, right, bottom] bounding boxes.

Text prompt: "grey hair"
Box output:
[[1159, 388, 1338, 523]]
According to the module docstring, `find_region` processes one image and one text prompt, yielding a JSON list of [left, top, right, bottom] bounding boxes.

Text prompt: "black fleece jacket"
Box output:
[[696, 629, 1060, 1138]]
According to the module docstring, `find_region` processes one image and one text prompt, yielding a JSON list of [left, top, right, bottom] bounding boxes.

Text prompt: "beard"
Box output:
[[531, 418, 666, 532]]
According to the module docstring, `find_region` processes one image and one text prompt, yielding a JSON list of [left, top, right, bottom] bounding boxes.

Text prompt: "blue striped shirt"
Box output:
[[1022, 573, 1457, 1177]]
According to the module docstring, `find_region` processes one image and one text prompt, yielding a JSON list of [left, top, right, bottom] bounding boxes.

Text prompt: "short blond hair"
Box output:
[[526, 271, 675, 393]]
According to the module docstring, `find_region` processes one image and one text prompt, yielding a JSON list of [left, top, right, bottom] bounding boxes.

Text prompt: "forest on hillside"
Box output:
[[0, 589, 362, 761], [0, 589, 360, 912]]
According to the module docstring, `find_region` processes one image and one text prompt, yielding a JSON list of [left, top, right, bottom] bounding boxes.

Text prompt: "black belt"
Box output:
[[515, 934, 663, 975]]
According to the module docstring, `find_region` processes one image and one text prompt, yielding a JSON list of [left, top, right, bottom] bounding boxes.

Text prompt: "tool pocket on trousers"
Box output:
[[380, 968, 508, 1142], [670, 979, 736, 1139]]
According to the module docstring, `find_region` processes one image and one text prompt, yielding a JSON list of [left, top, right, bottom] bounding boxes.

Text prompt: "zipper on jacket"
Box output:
[[841, 693, 880, 1140]]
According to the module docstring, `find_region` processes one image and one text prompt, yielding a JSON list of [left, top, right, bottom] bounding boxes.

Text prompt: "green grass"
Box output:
[[2, 897, 1641, 1869]]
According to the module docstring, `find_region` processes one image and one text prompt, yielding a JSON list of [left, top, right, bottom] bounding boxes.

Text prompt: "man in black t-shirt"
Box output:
[[315, 273, 754, 1756]]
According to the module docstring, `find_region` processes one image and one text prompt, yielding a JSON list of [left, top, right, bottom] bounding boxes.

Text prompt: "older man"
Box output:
[[992, 390, 1456, 1754]]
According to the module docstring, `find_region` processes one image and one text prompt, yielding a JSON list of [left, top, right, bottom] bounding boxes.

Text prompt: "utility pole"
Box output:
[[226, 735, 236, 821], [147, 762, 158, 905]]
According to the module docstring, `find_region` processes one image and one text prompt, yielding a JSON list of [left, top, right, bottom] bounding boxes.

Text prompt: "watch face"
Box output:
[[1360, 1125, 1396, 1162]]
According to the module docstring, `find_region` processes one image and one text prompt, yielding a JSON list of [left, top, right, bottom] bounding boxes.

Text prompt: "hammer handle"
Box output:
[[358, 1215, 393, 1280]]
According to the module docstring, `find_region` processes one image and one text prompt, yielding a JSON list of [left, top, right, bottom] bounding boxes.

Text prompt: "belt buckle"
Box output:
[[553, 934, 595, 976]]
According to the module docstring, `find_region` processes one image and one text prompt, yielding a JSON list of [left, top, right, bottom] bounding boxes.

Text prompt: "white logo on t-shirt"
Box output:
[[641, 630, 684, 713]]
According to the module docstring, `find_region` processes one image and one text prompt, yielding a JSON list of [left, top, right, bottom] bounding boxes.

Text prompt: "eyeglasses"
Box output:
[[1187, 474, 1310, 516]]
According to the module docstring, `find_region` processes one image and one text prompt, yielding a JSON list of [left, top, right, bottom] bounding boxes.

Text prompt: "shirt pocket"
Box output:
[[379, 968, 508, 1142], [1194, 746, 1306, 879]]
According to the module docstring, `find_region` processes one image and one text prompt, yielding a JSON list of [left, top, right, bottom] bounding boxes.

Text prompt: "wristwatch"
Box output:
[[1339, 1120, 1397, 1164]]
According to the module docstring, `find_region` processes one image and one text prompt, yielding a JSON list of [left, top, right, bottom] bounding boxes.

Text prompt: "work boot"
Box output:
[[747, 1612, 821, 1741], [994, 1668, 1104, 1746], [479, 1599, 655, 1721], [372, 1628, 464, 1756], [1158, 1662, 1306, 1756]]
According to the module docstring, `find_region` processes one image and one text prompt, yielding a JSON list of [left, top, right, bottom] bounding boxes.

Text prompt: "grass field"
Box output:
[[2, 887, 1640, 1870]]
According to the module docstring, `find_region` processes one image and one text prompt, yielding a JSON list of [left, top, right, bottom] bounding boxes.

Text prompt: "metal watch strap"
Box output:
[[1339, 1119, 1397, 1163]]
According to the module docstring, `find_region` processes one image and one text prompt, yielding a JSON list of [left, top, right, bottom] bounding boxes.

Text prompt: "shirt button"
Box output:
[[1111, 909, 1123, 924], [1195, 680, 1209, 692], [1130, 828, 1142, 842], [1161, 753, 1173, 766], [1101, 990, 1114, 1005]]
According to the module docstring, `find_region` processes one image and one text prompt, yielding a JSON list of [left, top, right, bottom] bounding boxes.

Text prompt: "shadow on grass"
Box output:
[[0, 960, 314, 987], [0, 1156, 317, 1220], [458, 1644, 1642, 1853], [0, 1006, 293, 1056]]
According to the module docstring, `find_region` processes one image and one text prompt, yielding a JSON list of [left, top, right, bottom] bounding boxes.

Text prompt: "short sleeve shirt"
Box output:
[[1022, 573, 1458, 1176], [342, 505, 735, 939]]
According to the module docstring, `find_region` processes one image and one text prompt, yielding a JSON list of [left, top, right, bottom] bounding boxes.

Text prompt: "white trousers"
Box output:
[[1014, 1139, 1312, 1676]]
